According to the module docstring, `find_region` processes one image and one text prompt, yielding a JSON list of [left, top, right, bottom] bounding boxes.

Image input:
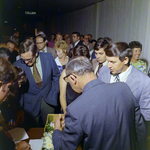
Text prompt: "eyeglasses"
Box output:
[[63, 73, 77, 82], [36, 41, 44, 45], [21, 55, 35, 64]]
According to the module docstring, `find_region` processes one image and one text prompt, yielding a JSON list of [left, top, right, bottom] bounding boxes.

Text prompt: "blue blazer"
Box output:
[[52, 79, 146, 150], [14, 52, 60, 117], [98, 65, 150, 121]]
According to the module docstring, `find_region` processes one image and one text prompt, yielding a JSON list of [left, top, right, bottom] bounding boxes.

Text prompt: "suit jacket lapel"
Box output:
[[40, 53, 47, 88], [99, 67, 111, 83], [126, 67, 139, 93], [23, 64, 39, 88]]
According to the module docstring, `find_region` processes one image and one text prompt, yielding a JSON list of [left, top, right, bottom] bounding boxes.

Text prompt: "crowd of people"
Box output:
[[0, 30, 150, 149]]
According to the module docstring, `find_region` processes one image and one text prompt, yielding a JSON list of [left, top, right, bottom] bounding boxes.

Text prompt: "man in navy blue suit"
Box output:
[[14, 39, 60, 128], [52, 56, 146, 150]]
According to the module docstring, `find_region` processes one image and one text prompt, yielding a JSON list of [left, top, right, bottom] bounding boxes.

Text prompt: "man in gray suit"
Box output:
[[35, 31, 57, 59], [52, 56, 146, 150], [98, 42, 150, 122]]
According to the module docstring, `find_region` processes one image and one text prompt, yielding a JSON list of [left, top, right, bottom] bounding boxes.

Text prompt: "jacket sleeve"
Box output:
[[139, 77, 150, 121], [50, 55, 60, 94], [52, 109, 83, 150], [134, 98, 147, 150]]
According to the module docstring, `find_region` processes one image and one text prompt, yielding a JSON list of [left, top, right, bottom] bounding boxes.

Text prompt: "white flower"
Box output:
[[43, 121, 55, 150], [42, 131, 54, 150], [45, 136, 51, 143], [50, 122, 55, 128], [45, 142, 53, 149]]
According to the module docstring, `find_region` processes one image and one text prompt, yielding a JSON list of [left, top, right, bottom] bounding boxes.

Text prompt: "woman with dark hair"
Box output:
[[0, 65, 27, 129], [59, 44, 90, 114], [129, 41, 147, 74], [0, 57, 30, 150]]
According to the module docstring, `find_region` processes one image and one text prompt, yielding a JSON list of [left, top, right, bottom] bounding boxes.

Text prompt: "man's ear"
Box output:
[[70, 74, 77, 85], [123, 57, 129, 65]]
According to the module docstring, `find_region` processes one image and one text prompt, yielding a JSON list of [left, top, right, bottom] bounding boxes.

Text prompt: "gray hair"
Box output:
[[66, 56, 94, 76]]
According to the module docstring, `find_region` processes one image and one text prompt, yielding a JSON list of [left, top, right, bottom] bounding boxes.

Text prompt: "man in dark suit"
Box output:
[[98, 42, 150, 122], [6, 40, 18, 64], [72, 32, 83, 48], [35, 31, 57, 59], [14, 39, 60, 128], [52, 56, 146, 150]]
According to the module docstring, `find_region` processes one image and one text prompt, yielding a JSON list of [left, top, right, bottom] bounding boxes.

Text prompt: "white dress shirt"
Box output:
[[94, 60, 108, 75], [110, 65, 132, 83], [74, 40, 80, 47]]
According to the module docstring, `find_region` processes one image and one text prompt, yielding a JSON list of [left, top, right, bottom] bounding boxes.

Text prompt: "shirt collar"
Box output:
[[39, 46, 47, 52], [74, 40, 80, 47], [103, 60, 108, 66], [36, 52, 40, 63], [43, 46, 47, 52], [110, 65, 132, 83]]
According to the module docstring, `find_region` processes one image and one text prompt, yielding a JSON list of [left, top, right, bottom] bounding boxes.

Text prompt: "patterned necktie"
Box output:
[[116, 74, 120, 82], [33, 62, 42, 88], [96, 63, 103, 77]]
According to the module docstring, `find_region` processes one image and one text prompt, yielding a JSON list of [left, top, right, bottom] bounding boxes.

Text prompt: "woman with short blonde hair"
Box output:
[[54, 40, 68, 73]]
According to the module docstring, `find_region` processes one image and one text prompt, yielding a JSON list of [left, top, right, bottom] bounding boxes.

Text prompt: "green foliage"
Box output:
[[45, 123, 54, 133], [48, 115, 53, 123]]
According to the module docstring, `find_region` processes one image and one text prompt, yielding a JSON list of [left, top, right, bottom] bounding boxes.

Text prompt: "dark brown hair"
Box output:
[[35, 31, 47, 41], [18, 39, 37, 56], [0, 57, 17, 84], [129, 41, 142, 50], [105, 42, 132, 65], [68, 44, 90, 60], [94, 38, 110, 51]]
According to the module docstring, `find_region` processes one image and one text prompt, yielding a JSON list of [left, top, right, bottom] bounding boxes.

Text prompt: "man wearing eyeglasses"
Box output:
[[52, 56, 146, 150], [14, 39, 60, 128], [35, 31, 57, 59], [83, 34, 93, 57]]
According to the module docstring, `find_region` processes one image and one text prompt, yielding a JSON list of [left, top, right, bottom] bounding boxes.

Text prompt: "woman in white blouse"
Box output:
[[54, 40, 69, 74]]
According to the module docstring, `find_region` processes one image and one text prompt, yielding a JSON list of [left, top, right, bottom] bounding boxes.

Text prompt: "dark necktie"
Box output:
[[33, 63, 42, 88], [116, 74, 120, 82], [96, 63, 103, 77]]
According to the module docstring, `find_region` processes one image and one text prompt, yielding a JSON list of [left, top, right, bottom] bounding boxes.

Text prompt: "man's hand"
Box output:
[[54, 114, 65, 131], [16, 141, 31, 150]]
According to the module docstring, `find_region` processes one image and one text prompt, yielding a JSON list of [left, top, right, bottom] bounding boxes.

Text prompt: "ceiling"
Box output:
[[1, 0, 104, 21]]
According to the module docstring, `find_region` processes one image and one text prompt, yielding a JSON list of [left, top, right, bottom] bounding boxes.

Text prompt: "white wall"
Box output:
[[46, 4, 97, 39], [97, 0, 150, 66], [46, 0, 150, 68]]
